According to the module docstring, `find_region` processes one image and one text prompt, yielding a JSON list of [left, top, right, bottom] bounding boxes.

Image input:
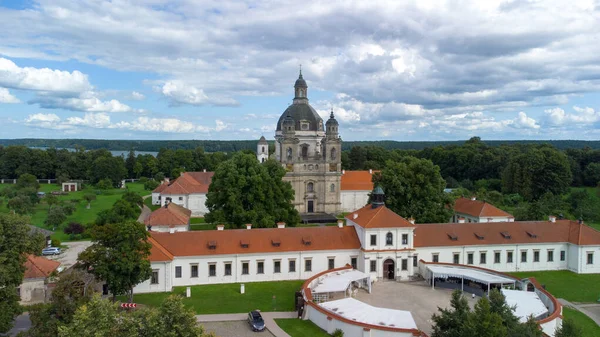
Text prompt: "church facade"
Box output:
[[260, 71, 342, 215]]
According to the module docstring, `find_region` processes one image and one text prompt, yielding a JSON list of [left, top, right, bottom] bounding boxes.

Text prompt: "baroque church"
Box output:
[[257, 71, 342, 216]]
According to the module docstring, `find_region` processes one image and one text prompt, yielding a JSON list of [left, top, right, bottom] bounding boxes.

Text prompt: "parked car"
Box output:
[[42, 247, 61, 256], [248, 310, 265, 332]]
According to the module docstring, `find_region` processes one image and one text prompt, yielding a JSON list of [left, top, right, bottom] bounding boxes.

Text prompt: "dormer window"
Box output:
[[240, 240, 249, 248], [301, 122, 310, 130], [208, 241, 217, 250], [302, 236, 312, 245]]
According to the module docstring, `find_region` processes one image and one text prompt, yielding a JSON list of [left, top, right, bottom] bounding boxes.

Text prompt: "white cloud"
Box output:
[[543, 106, 600, 125], [511, 111, 540, 129], [0, 58, 91, 94], [65, 113, 111, 128], [129, 91, 145, 100], [112, 117, 210, 133], [24, 113, 71, 130], [160, 81, 238, 106], [31, 91, 141, 113], [0, 88, 20, 103]]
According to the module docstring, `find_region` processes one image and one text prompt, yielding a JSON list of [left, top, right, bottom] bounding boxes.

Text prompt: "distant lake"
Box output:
[[29, 147, 158, 157]]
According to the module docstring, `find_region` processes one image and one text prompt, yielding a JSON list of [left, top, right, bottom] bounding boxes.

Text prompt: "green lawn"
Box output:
[[129, 280, 303, 314], [0, 182, 152, 241], [563, 307, 600, 337], [143, 196, 160, 211], [275, 318, 330, 337], [510, 270, 600, 303], [190, 217, 206, 224]]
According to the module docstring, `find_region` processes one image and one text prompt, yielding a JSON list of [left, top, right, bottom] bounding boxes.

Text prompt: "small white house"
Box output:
[[340, 170, 377, 212], [154, 171, 213, 216], [145, 202, 191, 233], [19, 255, 60, 304], [452, 197, 514, 223]]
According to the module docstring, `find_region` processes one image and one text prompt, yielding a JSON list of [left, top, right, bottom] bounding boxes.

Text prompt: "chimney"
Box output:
[[277, 222, 286, 229], [458, 217, 466, 223], [246, 224, 252, 230], [369, 169, 373, 174], [164, 177, 170, 183], [578, 217, 584, 225], [408, 217, 415, 225], [337, 219, 344, 228], [549, 215, 556, 223], [203, 169, 206, 173], [508, 217, 515, 222], [169, 228, 175, 234], [342, 169, 345, 174], [471, 196, 476, 201], [353, 213, 358, 220], [216, 224, 225, 231]]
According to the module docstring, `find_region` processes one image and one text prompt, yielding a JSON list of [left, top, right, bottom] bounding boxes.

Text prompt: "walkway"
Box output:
[[196, 311, 297, 337], [558, 298, 600, 327], [137, 195, 152, 223]]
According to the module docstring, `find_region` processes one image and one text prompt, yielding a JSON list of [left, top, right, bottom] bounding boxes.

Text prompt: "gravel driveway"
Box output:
[[200, 321, 275, 337], [47, 241, 93, 269]]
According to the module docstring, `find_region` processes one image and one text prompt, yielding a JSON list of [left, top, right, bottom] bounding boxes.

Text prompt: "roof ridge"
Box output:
[[148, 236, 174, 260], [28, 255, 47, 276], [364, 205, 384, 228], [167, 204, 189, 223]]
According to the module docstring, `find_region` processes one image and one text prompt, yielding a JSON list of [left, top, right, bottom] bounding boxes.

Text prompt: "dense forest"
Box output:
[[1, 138, 600, 152]]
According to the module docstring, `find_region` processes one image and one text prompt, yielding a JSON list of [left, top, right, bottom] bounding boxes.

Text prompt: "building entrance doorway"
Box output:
[[307, 200, 314, 213], [383, 259, 395, 280]]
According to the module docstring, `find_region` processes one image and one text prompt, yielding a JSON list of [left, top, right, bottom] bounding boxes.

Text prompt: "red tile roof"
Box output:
[[413, 220, 600, 247], [148, 237, 174, 262], [454, 197, 513, 218], [161, 172, 214, 195], [24, 255, 60, 279], [148, 226, 361, 260], [145, 203, 191, 227], [341, 170, 377, 191], [152, 181, 169, 193], [346, 205, 415, 228]]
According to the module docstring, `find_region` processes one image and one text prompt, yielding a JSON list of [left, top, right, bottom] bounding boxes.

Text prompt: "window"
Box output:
[[521, 251, 527, 263], [548, 251, 554, 262], [386, 233, 393, 246], [175, 266, 182, 278], [330, 184, 335, 192], [560, 251, 566, 261], [401, 259, 408, 271], [534, 251, 540, 262], [328, 258, 335, 270], [305, 259, 312, 272], [453, 253, 459, 264], [225, 263, 232, 276], [274, 260, 281, 273], [370, 234, 377, 246], [507, 251, 514, 263], [402, 234, 408, 245], [178, 197, 183, 201], [480, 252, 487, 264], [209, 264, 216, 277], [286, 147, 292, 160], [413, 256, 418, 267], [301, 144, 308, 158], [242, 262, 249, 275], [261, 146, 265, 153], [494, 252, 501, 264], [289, 260, 296, 272], [257, 261, 264, 274], [370, 260, 377, 272], [191, 264, 198, 278], [307, 182, 314, 193], [351, 257, 357, 269], [587, 252, 594, 265], [330, 148, 337, 160], [151, 270, 159, 284], [432, 254, 439, 263], [467, 253, 474, 265]]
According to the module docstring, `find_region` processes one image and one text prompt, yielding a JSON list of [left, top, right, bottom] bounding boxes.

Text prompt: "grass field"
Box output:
[[143, 196, 160, 211], [190, 217, 206, 224], [563, 308, 600, 336], [510, 270, 600, 303], [0, 182, 152, 241], [275, 318, 330, 337], [128, 280, 303, 314]]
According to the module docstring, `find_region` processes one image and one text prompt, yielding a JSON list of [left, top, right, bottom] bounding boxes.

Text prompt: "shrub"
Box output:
[[331, 329, 344, 337], [64, 222, 85, 235], [96, 178, 113, 190], [144, 179, 160, 191], [138, 177, 149, 184], [51, 238, 61, 247], [62, 203, 76, 215]]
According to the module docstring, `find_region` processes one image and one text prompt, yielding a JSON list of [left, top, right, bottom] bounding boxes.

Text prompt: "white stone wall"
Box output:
[[19, 278, 46, 304], [578, 245, 600, 274], [160, 193, 207, 216], [452, 213, 513, 223], [150, 225, 188, 233], [151, 192, 161, 205], [133, 261, 171, 294], [341, 190, 370, 212]]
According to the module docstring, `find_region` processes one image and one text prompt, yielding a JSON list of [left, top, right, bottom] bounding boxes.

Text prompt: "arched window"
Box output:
[[287, 147, 292, 160], [307, 182, 314, 193], [386, 232, 393, 246], [261, 158, 265, 163], [330, 183, 335, 192], [330, 147, 337, 160], [262, 146, 265, 153], [301, 144, 309, 159]]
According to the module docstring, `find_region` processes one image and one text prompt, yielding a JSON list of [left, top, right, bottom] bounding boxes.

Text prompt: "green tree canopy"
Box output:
[[7, 195, 34, 215], [373, 156, 453, 223], [205, 153, 300, 228], [44, 206, 67, 229], [77, 220, 151, 302], [16, 173, 40, 190], [555, 317, 583, 337]]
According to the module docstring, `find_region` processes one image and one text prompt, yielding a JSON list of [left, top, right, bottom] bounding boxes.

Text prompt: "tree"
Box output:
[[205, 153, 300, 228], [78, 220, 152, 302], [89, 156, 127, 186], [431, 290, 470, 337], [16, 173, 40, 190], [45, 207, 67, 229], [374, 157, 453, 223], [555, 317, 583, 337], [7, 195, 34, 215], [144, 179, 160, 191], [0, 213, 45, 333], [122, 191, 143, 207], [96, 178, 114, 190], [83, 193, 96, 209], [64, 222, 85, 235], [583, 162, 600, 187], [462, 296, 507, 337], [45, 194, 58, 210], [125, 150, 137, 179]]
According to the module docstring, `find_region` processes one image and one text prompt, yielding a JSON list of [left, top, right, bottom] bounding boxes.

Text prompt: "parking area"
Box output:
[[200, 321, 275, 337], [47, 241, 93, 269], [354, 280, 478, 335]]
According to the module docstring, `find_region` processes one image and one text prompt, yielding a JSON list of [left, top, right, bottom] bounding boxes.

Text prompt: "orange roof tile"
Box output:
[[145, 203, 191, 227], [413, 220, 600, 247], [24, 255, 60, 279], [346, 205, 415, 228], [341, 170, 377, 191], [454, 197, 513, 218], [148, 237, 174, 262], [148, 226, 361, 258], [161, 172, 214, 195], [152, 181, 169, 193]]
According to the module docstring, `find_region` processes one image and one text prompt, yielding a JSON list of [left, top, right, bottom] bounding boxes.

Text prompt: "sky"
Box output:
[[0, 0, 600, 141]]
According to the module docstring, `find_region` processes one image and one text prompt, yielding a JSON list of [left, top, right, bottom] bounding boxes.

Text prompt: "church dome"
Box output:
[[276, 104, 324, 132]]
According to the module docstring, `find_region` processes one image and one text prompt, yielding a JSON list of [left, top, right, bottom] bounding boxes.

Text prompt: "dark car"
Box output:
[[248, 310, 265, 332]]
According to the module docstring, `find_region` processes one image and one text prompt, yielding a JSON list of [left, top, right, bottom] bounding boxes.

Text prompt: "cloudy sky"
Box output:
[[1, 0, 600, 141]]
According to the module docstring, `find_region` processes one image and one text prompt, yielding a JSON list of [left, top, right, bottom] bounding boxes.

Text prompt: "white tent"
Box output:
[[320, 298, 417, 329], [426, 264, 516, 292], [312, 269, 371, 294], [502, 289, 549, 322]]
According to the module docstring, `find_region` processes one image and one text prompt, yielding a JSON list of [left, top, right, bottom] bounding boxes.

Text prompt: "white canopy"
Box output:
[[502, 289, 549, 322], [312, 269, 371, 294], [320, 298, 417, 329], [427, 265, 515, 285]]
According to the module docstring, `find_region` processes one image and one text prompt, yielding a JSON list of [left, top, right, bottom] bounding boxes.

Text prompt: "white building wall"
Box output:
[[567, 244, 579, 273], [150, 225, 188, 233], [453, 213, 512, 223], [341, 191, 370, 213], [134, 262, 171, 294], [19, 278, 46, 304], [161, 194, 188, 207], [578, 245, 600, 274], [151, 192, 161, 205], [187, 194, 208, 216]]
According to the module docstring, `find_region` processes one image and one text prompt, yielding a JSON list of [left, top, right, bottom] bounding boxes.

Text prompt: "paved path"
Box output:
[[137, 194, 152, 223], [8, 313, 31, 337], [558, 298, 600, 327], [196, 312, 297, 337]]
